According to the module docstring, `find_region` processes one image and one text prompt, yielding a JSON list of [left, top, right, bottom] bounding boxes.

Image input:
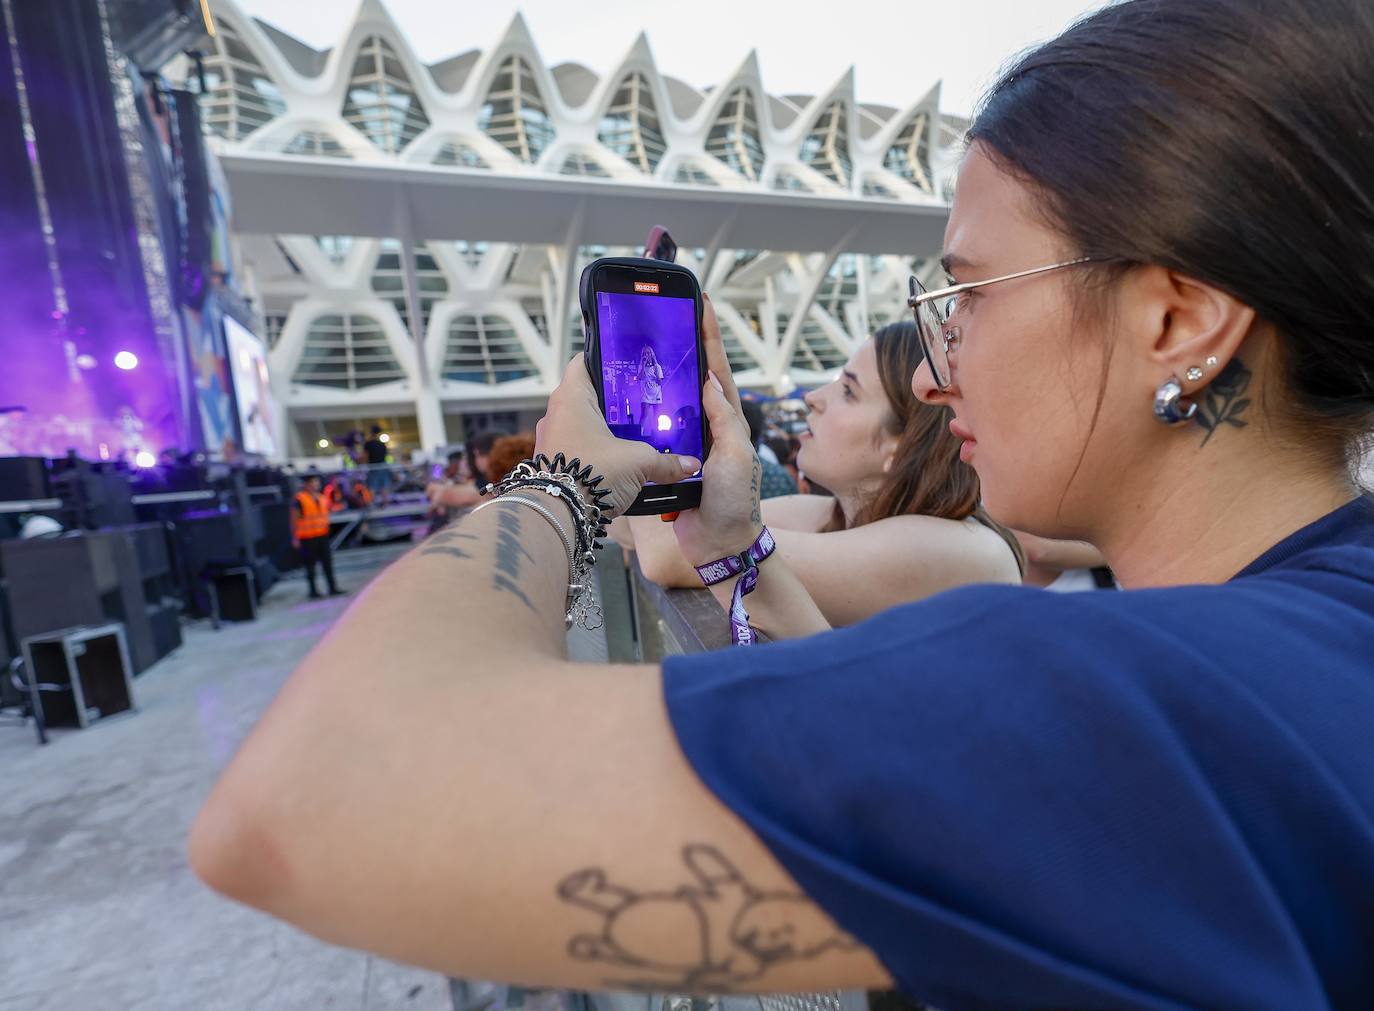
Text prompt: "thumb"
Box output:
[[638, 447, 702, 486]]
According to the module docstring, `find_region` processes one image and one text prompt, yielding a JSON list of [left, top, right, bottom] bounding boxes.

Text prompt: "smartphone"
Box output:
[[643, 224, 678, 263], [579, 256, 708, 515]]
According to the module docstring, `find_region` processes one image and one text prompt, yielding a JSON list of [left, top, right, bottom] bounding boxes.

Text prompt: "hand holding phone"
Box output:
[[578, 256, 709, 515]]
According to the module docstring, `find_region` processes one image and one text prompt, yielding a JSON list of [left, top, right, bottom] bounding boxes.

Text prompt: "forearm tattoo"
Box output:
[[492, 504, 536, 612], [419, 529, 477, 562], [749, 458, 762, 527], [1197, 358, 1252, 447], [557, 844, 857, 992], [418, 504, 535, 613]]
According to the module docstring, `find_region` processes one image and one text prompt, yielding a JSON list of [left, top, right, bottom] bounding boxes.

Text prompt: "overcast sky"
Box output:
[[235, 0, 1108, 116]]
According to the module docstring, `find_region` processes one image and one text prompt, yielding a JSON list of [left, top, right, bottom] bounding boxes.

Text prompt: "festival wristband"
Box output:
[[693, 527, 776, 647]]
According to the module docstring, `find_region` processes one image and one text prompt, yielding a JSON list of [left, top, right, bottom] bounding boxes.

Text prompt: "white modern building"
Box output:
[[178, 0, 962, 455]]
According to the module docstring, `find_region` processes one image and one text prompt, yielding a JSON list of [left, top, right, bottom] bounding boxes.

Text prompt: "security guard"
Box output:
[[293, 471, 342, 599]]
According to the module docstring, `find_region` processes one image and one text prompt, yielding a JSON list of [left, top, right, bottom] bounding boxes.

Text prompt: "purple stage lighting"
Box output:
[[114, 351, 139, 370], [134, 450, 156, 468]]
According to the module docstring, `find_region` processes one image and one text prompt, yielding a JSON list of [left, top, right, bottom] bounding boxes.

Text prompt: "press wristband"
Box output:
[[694, 527, 776, 647]]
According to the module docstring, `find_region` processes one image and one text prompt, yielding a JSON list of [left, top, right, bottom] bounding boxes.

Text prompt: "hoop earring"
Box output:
[[1153, 376, 1197, 426]]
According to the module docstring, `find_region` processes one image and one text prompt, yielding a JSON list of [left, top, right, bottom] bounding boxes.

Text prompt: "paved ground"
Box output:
[[0, 543, 458, 1011]]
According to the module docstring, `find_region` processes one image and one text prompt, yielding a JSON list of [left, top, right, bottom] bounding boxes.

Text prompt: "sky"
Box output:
[[234, 0, 1109, 117]]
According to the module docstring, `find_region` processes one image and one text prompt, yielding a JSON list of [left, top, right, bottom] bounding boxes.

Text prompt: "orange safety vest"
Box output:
[[353, 483, 373, 507], [324, 483, 345, 511], [293, 491, 330, 540]]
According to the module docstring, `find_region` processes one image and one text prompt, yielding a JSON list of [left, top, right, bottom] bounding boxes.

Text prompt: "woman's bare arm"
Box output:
[[189, 497, 888, 993], [630, 495, 832, 588], [634, 503, 1019, 631], [1013, 530, 1108, 588]]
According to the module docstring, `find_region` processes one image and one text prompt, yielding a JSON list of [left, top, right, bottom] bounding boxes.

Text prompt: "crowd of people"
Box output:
[[193, 1, 1374, 1007]]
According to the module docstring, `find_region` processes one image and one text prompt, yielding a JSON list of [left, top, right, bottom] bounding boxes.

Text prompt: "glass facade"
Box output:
[[283, 130, 351, 157], [799, 101, 852, 188], [883, 111, 933, 194], [559, 151, 610, 177], [784, 313, 849, 371], [478, 56, 556, 163], [293, 314, 404, 389], [673, 160, 719, 186], [371, 241, 448, 337], [433, 141, 489, 168], [598, 72, 667, 174], [341, 35, 431, 154], [199, 20, 286, 141], [705, 88, 765, 182], [443, 315, 537, 384]]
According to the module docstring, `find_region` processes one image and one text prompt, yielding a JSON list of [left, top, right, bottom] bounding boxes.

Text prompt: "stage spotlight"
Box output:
[[379, 433, 390, 444], [114, 351, 139, 370], [134, 450, 156, 468], [317, 438, 330, 449], [75, 354, 96, 370], [657, 414, 672, 432]]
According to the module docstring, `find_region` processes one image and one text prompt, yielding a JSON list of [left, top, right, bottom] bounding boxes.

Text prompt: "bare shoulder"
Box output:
[[762, 494, 837, 532]]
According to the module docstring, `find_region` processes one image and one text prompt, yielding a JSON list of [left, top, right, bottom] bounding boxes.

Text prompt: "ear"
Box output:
[[1127, 266, 1256, 395], [878, 428, 900, 474]]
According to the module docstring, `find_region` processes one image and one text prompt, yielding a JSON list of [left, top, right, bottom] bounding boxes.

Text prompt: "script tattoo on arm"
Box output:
[[556, 844, 857, 993], [418, 529, 478, 562], [491, 503, 536, 612], [416, 505, 536, 612], [1197, 358, 1252, 448], [748, 457, 762, 527]]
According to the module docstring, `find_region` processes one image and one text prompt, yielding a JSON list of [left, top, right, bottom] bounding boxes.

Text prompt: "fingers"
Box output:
[[701, 371, 749, 449], [638, 448, 702, 487], [701, 294, 744, 414]]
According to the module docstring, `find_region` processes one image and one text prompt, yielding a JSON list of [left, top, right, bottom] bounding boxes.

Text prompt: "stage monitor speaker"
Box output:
[[0, 456, 52, 502], [1, 529, 165, 673], [146, 599, 182, 661], [127, 522, 171, 580], [174, 510, 248, 574]]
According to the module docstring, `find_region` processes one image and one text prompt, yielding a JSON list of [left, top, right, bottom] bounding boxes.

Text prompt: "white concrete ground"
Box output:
[[0, 543, 455, 1011]]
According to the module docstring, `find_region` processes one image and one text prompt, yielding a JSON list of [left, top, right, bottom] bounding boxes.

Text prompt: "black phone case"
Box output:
[[578, 256, 709, 516]]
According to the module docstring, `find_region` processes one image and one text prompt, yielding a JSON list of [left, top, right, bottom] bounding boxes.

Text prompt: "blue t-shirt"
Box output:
[[662, 497, 1374, 1010]]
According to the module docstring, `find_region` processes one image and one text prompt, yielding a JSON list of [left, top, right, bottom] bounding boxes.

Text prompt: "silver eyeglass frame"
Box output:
[[908, 256, 1105, 390]]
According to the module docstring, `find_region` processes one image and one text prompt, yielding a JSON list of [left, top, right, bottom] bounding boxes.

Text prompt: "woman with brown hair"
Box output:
[[624, 316, 1023, 633]]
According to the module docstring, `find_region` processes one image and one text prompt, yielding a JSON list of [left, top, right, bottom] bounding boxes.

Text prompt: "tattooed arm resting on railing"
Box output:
[[188, 305, 883, 994]]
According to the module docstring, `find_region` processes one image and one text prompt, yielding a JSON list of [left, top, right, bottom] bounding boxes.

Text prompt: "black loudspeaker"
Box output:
[[0, 457, 51, 502], [147, 599, 182, 658], [0, 525, 180, 674], [51, 469, 136, 529], [175, 510, 247, 574], [257, 500, 295, 572]]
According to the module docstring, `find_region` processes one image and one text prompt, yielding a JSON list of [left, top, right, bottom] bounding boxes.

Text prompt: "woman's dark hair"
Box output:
[[827, 321, 1025, 571], [968, 0, 1374, 468], [466, 429, 504, 481]]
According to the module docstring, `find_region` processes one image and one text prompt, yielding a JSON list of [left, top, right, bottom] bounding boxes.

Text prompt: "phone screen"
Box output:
[[595, 289, 703, 474]]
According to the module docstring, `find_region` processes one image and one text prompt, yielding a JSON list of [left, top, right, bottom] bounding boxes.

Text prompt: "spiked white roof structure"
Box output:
[[180, 0, 965, 455]]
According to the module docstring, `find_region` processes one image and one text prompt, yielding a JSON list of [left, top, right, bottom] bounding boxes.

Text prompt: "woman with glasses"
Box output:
[[619, 313, 1024, 637], [193, 0, 1374, 1007]]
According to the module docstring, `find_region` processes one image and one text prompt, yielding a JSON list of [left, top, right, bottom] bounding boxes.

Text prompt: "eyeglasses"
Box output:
[[907, 256, 1104, 390]]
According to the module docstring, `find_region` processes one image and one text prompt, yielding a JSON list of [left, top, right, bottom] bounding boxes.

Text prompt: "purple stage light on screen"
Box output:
[[134, 450, 156, 468], [114, 350, 139, 370]]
